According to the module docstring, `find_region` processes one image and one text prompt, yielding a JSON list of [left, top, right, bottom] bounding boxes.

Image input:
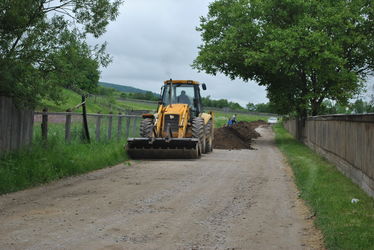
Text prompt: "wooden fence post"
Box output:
[[125, 116, 131, 138], [108, 112, 113, 140], [96, 114, 102, 141], [41, 108, 48, 143], [132, 117, 138, 137], [81, 95, 90, 143], [117, 113, 122, 140], [65, 109, 72, 143]]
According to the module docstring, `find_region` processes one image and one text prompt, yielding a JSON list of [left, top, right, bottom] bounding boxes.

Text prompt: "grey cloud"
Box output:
[[93, 0, 268, 106]]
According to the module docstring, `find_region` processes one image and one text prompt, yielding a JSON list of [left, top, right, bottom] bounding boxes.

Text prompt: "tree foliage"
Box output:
[[193, 0, 374, 116], [202, 95, 244, 110], [0, 0, 122, 107], [246, 102, 276, 113]]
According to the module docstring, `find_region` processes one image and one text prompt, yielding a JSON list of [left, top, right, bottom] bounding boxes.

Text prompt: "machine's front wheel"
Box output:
[[192, 117, 206, 155], [140, 118, 154, 138]]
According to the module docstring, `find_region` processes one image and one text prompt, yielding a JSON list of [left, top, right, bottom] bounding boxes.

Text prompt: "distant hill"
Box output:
[[99, 81, 155, 94]]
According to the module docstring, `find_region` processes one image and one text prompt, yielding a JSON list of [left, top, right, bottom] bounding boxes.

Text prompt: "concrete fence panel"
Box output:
[[284, 114, 374, 197]]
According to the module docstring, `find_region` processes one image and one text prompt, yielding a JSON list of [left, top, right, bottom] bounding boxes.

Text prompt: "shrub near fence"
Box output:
[[284, 114, 374, 197]]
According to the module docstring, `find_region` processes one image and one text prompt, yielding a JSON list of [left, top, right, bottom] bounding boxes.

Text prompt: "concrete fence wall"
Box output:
[[0, 96, 34, 154], [284, 114, 374, 197]]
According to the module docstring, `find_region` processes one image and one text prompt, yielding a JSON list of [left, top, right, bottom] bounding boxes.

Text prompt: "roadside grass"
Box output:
[[0, 117, 136, 195], [0, 95, 146, 195], [0, 137, 128, 195], [273, 124, 374, 250]]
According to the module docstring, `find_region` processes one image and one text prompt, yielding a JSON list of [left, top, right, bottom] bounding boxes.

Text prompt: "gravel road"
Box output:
[[0, 126, 323, 249]]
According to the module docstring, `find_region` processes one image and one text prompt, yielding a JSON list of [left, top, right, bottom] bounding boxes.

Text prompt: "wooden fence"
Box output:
[[34, 111, 142, 143], [284, 114, 374, 197], [0, 96, 34, 154]]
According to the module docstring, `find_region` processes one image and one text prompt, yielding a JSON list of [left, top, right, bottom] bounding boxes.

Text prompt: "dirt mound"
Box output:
[[213, 120, 267, 150]]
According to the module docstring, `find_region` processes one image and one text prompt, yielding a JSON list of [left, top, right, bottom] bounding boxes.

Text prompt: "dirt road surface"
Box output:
[[0, 126, 323, 249]]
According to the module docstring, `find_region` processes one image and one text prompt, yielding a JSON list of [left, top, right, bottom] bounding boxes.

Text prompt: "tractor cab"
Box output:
[[161, 80, 206, 117]]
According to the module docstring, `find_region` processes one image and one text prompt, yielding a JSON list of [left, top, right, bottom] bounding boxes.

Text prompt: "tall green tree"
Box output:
[[193, 0, 374, 118], [0, 0, 122, 107]]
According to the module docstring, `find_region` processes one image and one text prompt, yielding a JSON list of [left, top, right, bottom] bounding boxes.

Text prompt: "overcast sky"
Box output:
[[92, 0, 373, 106], [91, 0, 268, 106]]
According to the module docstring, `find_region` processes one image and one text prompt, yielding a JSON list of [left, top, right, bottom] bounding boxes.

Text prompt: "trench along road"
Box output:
[[0, 126, 324, 250]]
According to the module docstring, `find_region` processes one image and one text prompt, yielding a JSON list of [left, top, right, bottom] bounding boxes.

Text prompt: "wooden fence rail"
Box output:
[[34, 111, 142, 143]]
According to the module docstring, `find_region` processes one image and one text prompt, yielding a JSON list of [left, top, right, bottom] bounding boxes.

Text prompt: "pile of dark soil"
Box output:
[[213, 120, 267, 150]]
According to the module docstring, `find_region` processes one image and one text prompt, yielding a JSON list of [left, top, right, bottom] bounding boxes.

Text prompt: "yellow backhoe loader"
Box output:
[[126, 79, 214, 159]]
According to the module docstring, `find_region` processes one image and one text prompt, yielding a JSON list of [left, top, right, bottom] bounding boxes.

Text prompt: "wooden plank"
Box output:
[[368, 123, 374, 179], [9, 100, 19, 150], [18, 109, 24, 150], [96, 115, 102, 141], [25, 110, 34, 146], [0, 97, 6, 152], [0, 97, 33, 154], [65, 109, 72, 143], [81, 96, 90, 143], [132, 117, 138, 137], [125, 117, 131, 138], [41, 108, 48, 143], [107, 113, 113, 140], [117, 113, 122, 140]]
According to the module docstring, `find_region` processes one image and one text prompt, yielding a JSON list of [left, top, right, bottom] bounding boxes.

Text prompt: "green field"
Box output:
[[37, 88, 157, 114], [274, 124, 374, 250], [0, 137, 128, 195]]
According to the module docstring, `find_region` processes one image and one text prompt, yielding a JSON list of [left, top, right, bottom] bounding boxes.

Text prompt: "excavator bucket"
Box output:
[[126, 138, 200, 159]]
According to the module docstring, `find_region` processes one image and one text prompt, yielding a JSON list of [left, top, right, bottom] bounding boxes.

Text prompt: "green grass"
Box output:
[[0, 138, 128, 195], [273, 124, 374, 250], [115, 99, 157, 111], [37, 88, 156, 114], [0, 114, 139, 195], [0, 89, 148, 195], [37, 89, 109, 113]]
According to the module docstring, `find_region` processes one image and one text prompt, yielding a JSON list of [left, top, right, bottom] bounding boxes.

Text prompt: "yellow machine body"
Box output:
[[126, 80, 214, 159]]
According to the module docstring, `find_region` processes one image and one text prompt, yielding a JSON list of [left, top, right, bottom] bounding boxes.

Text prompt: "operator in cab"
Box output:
[[177, 90, 191, 105]]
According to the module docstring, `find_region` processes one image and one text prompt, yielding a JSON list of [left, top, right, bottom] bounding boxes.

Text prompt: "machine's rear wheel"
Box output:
[[192, 117, 206, 155], [205, 120, 213, 153], [140, 118, 154, 138]]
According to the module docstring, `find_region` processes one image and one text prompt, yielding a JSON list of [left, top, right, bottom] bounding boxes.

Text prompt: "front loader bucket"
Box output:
[[126, 138, 200, 159]]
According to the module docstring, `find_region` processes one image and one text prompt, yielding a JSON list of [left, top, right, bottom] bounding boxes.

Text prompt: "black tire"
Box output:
[[192, 117, 206, 155], [205, 120, 213, 153], [140, 118, 154, 138]]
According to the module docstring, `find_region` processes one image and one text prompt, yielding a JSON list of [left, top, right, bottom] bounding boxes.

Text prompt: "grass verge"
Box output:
[[273, 124, 374, 250], [0, 138, 128, 195]]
